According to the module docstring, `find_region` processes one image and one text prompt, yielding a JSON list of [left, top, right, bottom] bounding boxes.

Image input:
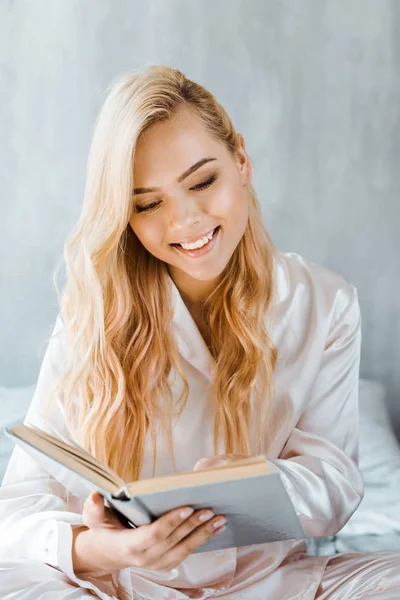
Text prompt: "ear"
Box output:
[[236, 133, 252, 186]]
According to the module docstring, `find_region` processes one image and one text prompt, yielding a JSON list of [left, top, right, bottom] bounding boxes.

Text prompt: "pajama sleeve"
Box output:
[[0, 316, 133, 600], [267, 284, 365, 538]]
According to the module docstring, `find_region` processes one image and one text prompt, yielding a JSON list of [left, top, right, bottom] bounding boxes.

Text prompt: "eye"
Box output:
[[190, 174, 217, 191], [135, 201, 161, 214], [134, 174, 218, 214]]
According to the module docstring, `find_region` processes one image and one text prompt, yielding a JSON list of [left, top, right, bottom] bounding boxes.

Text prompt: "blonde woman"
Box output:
[[1, 65, 399, 600]]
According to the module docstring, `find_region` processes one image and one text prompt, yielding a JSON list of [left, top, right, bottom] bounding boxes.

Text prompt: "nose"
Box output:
[[166, 192, 202, 230]]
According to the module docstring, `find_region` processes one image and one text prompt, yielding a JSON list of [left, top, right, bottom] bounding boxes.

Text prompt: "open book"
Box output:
[[4, 424, 305, 553]]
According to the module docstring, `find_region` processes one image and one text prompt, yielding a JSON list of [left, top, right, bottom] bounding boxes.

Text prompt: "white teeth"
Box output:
[[179, 228, 216, 250]]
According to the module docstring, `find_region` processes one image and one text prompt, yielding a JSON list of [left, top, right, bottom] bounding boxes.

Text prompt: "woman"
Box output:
[[0, 65, 399, 600]]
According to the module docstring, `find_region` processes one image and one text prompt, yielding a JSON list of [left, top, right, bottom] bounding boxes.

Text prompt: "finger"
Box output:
[[127, 505, 196, 553], [152, 513, 227, 570], [82, 491, 124, 530], [147, 509, 223, 560], [193, 457, 215, 471], [82, 492, 105, 529]]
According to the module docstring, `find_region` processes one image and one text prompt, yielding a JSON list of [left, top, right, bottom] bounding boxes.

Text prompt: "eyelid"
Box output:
[[189, 172, 218, 190], [135, 172, 218, 213], [135, 201, 160, 214]]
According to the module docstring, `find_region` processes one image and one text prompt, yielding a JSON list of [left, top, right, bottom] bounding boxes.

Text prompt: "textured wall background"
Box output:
[[1, 1, 399, 428]]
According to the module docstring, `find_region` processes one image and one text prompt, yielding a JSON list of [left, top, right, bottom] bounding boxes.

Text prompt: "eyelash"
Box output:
[[135, 174, 218, 214]]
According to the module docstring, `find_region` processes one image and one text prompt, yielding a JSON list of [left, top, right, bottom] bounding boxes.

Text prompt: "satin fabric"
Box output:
[[1, 251, 398, 599], [316, 551, 400, 599]]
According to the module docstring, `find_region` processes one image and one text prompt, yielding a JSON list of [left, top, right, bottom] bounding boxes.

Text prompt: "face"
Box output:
[[129, 105, 252, 305]]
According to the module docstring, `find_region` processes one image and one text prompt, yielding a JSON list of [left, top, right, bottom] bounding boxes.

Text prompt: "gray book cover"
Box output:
[[108, 472, 305, 553]]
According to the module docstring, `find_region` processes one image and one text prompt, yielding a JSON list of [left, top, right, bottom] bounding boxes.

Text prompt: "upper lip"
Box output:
[[173, 227, 217, 245]]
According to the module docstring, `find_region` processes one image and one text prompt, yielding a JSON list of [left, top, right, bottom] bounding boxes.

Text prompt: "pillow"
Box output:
[[0, 385, 36, 482], [338, 378, 400, 536]]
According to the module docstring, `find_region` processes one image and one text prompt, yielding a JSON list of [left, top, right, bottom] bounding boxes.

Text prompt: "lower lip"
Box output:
[[172, 226, 220, 258]]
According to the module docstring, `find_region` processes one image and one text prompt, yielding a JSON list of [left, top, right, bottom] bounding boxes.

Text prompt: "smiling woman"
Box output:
[[129, 104, 251, 303], [2, 64, 400, 600]]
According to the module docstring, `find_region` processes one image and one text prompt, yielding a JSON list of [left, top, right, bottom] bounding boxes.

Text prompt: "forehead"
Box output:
[[133, 106, 226, 182]]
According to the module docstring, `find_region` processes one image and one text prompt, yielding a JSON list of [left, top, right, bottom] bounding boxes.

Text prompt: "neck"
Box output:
[[168, 267, 221, 311]]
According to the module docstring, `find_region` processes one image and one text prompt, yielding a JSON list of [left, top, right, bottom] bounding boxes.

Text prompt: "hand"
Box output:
[[71, 490, 227, 575], [193, 453, 251, 471]]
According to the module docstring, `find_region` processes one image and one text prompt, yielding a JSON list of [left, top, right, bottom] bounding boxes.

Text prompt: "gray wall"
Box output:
[[1, 1, 399, 428]]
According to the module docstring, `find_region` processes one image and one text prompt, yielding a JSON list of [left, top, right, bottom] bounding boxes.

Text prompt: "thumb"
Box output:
[[193, 457, 215, 471], [82, 491, 124, 530], [82, 491, 106, 529]]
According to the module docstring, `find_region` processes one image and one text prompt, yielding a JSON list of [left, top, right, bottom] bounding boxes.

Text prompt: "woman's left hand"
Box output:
[[193, 454, 250, 470]]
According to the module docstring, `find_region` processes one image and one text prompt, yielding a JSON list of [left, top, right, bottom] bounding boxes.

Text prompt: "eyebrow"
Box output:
[[132, 157, 217, 195]]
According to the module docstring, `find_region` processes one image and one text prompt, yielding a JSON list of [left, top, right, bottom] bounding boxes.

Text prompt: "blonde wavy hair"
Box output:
[[47, 64, 279, 482]]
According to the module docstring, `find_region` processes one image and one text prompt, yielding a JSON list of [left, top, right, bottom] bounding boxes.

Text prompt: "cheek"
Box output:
[[129, 219, 165, 255], [212, 185, 248, 231], [214, 177, 247, 210]]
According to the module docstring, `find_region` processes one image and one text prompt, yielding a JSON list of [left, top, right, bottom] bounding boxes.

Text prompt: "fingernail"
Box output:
[[180, 507, 194, 519], [199, 510, 214, 522], [212, 518, 227, 529]]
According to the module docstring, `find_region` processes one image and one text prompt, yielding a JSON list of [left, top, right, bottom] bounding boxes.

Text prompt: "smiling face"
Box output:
[[129, 105, 252, 305]]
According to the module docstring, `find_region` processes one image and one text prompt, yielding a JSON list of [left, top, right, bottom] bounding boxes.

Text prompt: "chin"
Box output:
[[183, 262, 229, 282]]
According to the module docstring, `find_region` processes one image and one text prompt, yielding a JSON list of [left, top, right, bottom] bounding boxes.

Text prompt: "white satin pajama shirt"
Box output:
[[1, 251, 400, 600]]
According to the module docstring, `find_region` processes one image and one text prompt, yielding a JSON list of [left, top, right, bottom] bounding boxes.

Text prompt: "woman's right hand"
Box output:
[[72, 491, 227, 575]]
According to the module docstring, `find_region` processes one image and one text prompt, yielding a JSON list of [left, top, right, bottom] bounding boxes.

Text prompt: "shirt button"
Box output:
[[163, 593, 175, 599]]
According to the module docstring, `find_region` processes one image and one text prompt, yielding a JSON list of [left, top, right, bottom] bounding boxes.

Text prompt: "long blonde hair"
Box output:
[[48, 64, 278, 482]]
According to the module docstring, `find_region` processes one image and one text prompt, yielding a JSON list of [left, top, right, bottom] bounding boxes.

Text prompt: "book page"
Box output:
[[7, 424, 126, 494], [127, 456, 272, 496]]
